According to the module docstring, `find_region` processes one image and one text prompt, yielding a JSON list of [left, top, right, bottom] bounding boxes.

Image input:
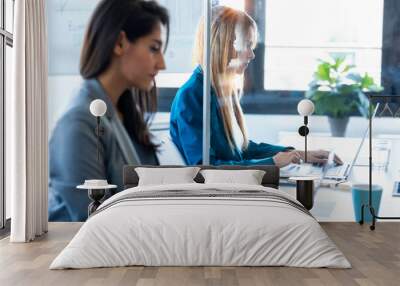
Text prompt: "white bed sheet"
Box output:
[[50, 183, 351, 269]]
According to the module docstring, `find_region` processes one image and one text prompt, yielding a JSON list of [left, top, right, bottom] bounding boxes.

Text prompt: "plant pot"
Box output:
[[328, 117, 349, 137]]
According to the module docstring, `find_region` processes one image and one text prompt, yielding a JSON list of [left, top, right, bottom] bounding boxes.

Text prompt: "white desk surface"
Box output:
[[278, 132, 400, 222]]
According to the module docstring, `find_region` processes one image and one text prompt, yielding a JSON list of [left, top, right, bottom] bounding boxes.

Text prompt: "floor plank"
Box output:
[[0, 222, 399, 286]]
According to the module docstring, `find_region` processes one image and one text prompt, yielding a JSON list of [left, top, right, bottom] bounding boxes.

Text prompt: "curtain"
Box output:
[[7, 0, 48, 242]]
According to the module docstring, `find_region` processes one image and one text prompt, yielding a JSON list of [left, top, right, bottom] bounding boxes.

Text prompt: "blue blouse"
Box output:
[[170, 66, 291, 165]]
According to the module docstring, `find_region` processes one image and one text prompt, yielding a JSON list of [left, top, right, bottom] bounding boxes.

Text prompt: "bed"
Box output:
[[50, 165, 351, 269]]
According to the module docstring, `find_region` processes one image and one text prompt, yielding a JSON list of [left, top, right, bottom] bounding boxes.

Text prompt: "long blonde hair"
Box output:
[[193, 6, 257, 150]]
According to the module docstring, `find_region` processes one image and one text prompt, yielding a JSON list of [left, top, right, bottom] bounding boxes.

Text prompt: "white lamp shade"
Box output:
[[297, 99, 315, 116], [89, 99, 107, 117]]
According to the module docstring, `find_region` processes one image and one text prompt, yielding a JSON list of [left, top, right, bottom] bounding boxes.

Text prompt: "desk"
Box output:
[[278, 132, 400, 221]]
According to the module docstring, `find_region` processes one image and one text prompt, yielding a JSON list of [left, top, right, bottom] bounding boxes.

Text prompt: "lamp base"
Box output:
[[359, 203, 400, 231], [88, 189, 106, 216]]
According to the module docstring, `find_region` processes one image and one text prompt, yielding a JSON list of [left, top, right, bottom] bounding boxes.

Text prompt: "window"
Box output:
[[159, 0, 388, 113], [264, 0, 383, 91], [1, 0, 14, 230], [217, 0, 244, 12], [47, 0, 98, 132], [47, 0, 202, 88], [155, 0, 203, 88], [228, 0, 390, 115], [156, 0, 245, 88]]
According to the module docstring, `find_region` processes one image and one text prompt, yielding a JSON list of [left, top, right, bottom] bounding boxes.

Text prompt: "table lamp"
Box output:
[[297, 99, 315, 163], [359, 95, 400, 230], [79, 99, 113, 217], [89, 99, 107, 162]]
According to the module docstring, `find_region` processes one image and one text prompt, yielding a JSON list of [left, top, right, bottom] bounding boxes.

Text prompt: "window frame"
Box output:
[[1, 0, 13, 232], [240, 0, 397, 114], [381, 0, 400, 99]]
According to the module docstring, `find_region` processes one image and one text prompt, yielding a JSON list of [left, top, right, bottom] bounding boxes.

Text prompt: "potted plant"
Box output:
[[306, 56, 383, 137]]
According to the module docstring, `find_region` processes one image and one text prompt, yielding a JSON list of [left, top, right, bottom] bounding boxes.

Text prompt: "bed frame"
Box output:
[[123, 165, 280, 189]]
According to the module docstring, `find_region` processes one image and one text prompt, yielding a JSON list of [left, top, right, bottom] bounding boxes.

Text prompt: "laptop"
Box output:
[[280, 104, 379, 182]]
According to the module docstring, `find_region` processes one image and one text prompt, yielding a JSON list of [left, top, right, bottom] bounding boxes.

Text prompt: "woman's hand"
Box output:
[[273, 151, 302, 168], [298, 150, 343, 165]]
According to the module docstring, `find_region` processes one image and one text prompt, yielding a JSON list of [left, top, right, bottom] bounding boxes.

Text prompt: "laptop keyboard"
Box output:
[[393, 181, 400, 197]]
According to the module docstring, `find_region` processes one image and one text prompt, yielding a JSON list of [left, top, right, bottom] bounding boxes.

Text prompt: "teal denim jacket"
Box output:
[[170, 66, 291, 165]]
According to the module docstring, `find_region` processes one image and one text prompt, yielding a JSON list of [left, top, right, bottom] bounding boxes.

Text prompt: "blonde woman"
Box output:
[[170, 6, 340, 167]]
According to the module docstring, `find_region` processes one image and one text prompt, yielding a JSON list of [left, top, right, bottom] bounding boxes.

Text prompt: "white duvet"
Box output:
[[50, 183, 351, 269]]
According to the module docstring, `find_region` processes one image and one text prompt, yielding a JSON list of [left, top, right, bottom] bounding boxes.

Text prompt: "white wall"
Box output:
[[48, 75, 83, 136]]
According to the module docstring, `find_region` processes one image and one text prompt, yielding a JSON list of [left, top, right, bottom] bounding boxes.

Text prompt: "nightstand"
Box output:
[[289, 176, 318, 210]]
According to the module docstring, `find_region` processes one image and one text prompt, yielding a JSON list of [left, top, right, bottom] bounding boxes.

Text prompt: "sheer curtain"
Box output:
[[7, 0, 48, 242]]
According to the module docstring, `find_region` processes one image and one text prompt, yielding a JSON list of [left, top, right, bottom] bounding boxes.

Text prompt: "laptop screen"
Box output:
[[315, 151, 335, 187], [345, 103, 380, 178]]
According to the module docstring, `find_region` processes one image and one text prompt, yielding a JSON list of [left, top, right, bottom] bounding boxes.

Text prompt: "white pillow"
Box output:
[[135, 167, 201, 186], [200, 169, 266, 185]]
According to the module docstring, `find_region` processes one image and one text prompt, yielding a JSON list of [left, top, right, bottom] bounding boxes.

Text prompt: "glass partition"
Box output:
[[152, 0, 206, 164], [156, 0, 203, 89], [47, 0, 206, 172], [47, 0, 98, 133], [47, 0, 204, 137]]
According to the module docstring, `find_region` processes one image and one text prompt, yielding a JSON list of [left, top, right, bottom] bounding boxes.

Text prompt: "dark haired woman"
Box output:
[[49, 0, 169, 221]]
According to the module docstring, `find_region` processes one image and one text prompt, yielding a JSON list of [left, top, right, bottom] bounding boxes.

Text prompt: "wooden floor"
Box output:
[[0, 222, 399, 286]]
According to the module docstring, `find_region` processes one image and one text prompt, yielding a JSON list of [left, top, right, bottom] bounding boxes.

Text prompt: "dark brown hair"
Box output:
[[80, 0, 169, 148]]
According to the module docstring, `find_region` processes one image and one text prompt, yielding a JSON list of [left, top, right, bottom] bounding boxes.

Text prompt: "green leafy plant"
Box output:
[[306, 56, 383, 118]]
